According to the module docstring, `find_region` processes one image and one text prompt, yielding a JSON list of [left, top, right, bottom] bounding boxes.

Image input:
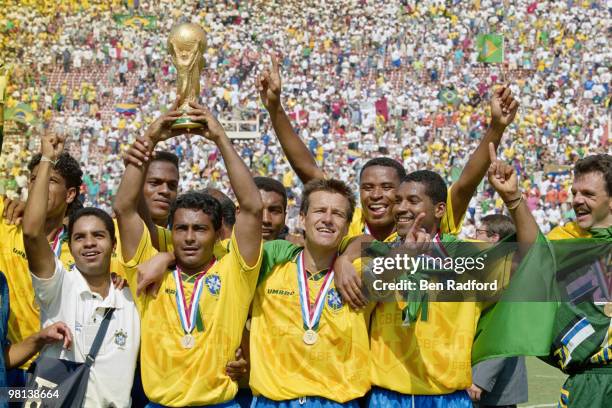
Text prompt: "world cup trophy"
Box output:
[[167, 23, 207, 129]]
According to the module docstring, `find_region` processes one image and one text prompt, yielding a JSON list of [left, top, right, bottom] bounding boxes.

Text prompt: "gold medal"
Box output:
[[604, 303, 612, 318], [303, 329, 318, 345], [181, 334, 195, 349]]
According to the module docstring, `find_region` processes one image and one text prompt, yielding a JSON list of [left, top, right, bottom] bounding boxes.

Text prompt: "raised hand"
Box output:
[[490, 85, 519, 129], [143, 106, 185, 145], [487, 142, 520, 203], [403, 212, 433, 256], [123, 136, 151, 168], [41, 129, 66, 162], [257, 54, 281, 111], [187, 101, 227, 143]]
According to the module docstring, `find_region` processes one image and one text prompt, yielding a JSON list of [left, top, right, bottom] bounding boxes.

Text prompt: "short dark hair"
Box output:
[[481, 214, 516, 239], [28, 152, 83, 191], [300, 179, 356, 221], [254, 177, 287, 211], [574, 154, 612, 196], [200, 188, 236, 227], [359, 157, 406, 182], [169, 191, 222, 231], [151, 151, 180, 173], [68, 207, 115, 244], [402, 170, 447, 205]]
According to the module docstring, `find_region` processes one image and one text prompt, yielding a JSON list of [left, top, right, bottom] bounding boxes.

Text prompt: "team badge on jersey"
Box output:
[[205, 274, 221, 296], [114, 329, 128, 348], [326, 288, 343, 312]]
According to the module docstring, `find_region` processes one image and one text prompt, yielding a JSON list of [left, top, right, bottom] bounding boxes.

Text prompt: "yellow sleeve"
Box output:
[[227, 230, 263, 275], [440, 184, 465, 235], [156, 225, 174, 252], [119, 221, 158, 306], [213, 238, 230, 260]]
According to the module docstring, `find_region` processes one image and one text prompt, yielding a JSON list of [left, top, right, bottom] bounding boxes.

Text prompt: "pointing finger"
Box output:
[[411, 212, 426, 235]]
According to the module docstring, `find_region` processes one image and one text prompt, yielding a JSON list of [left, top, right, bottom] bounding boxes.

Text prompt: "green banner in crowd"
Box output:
[[477, 34, 504, 63], [438, 87, 458, 104], [113, 14, 157, 30], [3, 103, 39, 126]]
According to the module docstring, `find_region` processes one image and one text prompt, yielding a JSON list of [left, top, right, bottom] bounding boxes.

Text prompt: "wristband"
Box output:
[[505, 196, 523, 211], [40, 156, 58, 166]]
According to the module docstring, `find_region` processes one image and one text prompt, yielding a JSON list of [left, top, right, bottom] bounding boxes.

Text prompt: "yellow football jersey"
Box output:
[[368, 236, 511, 395], [120, 221, 262, 406], [370, 301, 481, 395], [0, 198, 74, 368], [548, 222, 591, 239], [250, 240, 372, 402], [347, 185, 463, 243]]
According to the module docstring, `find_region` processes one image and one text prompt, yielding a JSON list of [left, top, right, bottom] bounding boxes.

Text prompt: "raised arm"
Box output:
[[258, 54, 325, 183], [189, 102, 263, 267], [113, 109, 182, 262], [22, 132, 65, 279], [451, 86, 519, 224], [487, 143, 538, 244]]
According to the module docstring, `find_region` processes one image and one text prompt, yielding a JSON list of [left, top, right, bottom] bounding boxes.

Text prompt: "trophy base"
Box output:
[[172, 117, 204, 130]]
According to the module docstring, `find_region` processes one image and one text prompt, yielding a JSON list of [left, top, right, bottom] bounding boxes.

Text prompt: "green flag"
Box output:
[[438, 87, 458, 104], [113, 14, 156, 30], [4, 103, 38, 125], [472, 231, 612, 364], [477, 34, 504, 63]]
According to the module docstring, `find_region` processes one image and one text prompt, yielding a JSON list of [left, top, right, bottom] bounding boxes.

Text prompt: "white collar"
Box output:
[[73, 267, 125, 310]]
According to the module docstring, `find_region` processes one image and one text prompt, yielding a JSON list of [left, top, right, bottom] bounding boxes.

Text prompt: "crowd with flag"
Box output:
[[0, 1, 610, 407], [0, 0, 609, 236]]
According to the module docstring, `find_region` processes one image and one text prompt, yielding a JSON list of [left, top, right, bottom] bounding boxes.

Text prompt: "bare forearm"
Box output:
[[508, 199, 539, 245], [5, 334, 41, 369], [343, 235, 375, 261], [22, 161, 52, 238], [268, 105, 325, 183], [216, 135, 262, 214], [113, 138, 154, 216], [453, 125, 505, 214]]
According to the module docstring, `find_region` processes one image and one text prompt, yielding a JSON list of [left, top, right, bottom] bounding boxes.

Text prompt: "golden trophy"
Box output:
[[167, 22, 207, 129]]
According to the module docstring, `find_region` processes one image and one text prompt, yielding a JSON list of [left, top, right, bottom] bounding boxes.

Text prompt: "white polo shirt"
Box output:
[[31, 257, 140, 408]]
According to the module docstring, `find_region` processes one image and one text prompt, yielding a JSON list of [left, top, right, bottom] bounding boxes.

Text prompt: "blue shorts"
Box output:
[[146, 400, 239, 408], [368, 387, 472, 408], [252, 395, 360, 408]]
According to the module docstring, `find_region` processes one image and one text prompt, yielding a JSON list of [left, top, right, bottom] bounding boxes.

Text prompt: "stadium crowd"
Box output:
[[0, 0, 610, 235], [0, 1, 611, 408]]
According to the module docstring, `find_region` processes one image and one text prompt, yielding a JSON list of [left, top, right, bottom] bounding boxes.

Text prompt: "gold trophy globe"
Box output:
[[167, 22, 207, 129]]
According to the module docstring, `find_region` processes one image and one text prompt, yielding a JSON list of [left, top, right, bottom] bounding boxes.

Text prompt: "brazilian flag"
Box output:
[[4, 103, 38, 125], [438, 87, 458, 104], [113, 14, 156, 30], [476, 34, 504, 63]]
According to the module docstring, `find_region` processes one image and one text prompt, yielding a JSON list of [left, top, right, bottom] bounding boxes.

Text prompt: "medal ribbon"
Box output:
[[431, 232, 449, 258], [173, 258, 216, 334], [51, 227, 66, 259], [297, 251, 335, 332]]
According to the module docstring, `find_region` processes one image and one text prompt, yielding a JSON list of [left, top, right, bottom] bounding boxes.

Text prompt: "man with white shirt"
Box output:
[[22, 131, 140, 408]]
